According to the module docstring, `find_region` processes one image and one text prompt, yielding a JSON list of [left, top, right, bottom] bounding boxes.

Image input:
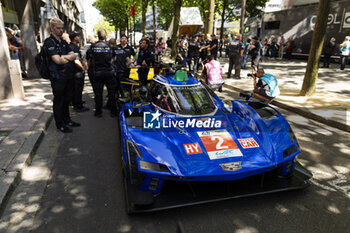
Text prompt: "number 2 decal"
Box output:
[[211, 136, 229, 150], [197, 130, 242, 159]]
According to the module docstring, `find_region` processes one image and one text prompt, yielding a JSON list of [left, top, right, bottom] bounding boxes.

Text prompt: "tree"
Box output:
[[171, 0, 182, 57], [141, 0, 150, 35], [94, 0, 142, 36], [300, 0, 331, 96], [205, 0, 215, 34], [94, 18, 116, 36]]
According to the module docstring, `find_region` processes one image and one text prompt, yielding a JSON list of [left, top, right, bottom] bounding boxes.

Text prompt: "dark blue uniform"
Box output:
[[69, 42, 86, 110], [137, 47, 154, 86], [44, 35, 74, 130], [86, 41, 117, 116]]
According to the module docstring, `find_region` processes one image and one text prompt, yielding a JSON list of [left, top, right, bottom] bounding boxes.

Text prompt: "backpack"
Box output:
[[35, 38, 53, 79]]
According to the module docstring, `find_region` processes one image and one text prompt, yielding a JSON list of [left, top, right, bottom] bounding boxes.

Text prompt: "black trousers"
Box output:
[[323, 54, 331, 68], [228, 53, 241, 78], [50, 77, 74, 129], [137, 67, 149, 86], [72, 71, 85, 108], [340, 55, 348, 70], [93, 71, 117, 114], [187, 55, 199, 74], [286, 50, 292, 60]]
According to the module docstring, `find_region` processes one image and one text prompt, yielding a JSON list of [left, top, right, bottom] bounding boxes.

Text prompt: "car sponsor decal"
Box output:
[[197, 130, 242, 160], [184, 143, 202, 155], [238, 138, 260, 149], [220, 161, 242, 171]]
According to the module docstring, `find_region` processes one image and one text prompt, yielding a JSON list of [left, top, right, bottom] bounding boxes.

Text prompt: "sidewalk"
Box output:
[[0, 78, 52, 214], [218, 57, 350, 132], [0, 58, 349, 218]]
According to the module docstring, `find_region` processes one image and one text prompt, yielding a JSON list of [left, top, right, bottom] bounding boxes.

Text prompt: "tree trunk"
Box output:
[[142, 0, 149, 36], [240, 0, 246, 40], [14, 0, 40, 78], [300, 0, 331, 96], [205, 0, 215, 35], [220, 0, 227, 40], [171, 0, 182, 58], [153, 3, 156, 40]]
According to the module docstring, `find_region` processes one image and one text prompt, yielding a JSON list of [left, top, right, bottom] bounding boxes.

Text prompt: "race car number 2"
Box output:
[[197, 130, 242, 160]]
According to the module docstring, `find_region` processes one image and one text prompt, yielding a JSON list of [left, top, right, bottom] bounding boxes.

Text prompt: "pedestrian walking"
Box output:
[[156, 37, 165, 61], [278, 35, 285, 59], [322, 37, 336, 68], [250, 36, 261, 71], [44, 18, 79, 133], [286, 37, 295, 60], [270, 36, 279, 59], [176, 40, 187, 66], [199, 34, 209, 65], [187, 34, 201, 75], [227, 34, 243, 79], [69, 31, 89, 112], [241, 38, 251, 69], [208, 34, 219, 60], [86, 29, 117, 118], [219, 38, 224, 58], [339, 36, 350, 70]]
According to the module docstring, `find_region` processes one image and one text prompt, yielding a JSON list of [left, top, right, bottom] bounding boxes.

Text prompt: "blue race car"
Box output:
[[119, 70, 312, 213]]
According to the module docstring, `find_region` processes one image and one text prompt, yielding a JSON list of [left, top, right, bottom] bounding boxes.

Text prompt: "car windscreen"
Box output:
[[151, 82, 216, 115]]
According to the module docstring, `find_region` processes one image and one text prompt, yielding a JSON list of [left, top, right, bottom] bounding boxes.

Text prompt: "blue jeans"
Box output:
[[241, 54, 248, 68]]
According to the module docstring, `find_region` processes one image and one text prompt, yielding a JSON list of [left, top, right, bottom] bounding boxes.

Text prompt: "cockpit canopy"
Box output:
[[149, 79, 216, 116]]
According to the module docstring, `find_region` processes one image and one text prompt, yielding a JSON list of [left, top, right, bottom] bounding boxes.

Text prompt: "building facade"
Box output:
[[0, 0, 84, 100]]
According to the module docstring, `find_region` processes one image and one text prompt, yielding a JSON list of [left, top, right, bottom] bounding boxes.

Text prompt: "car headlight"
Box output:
[[139, 160, 170, 172]]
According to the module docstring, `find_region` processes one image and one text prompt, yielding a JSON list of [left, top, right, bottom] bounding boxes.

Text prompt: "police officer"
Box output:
[[69, 31, 89, 112], [44, 18, 80, 133], [250, 36, 261, 71], [137, 39, 155, 86], [86, 29, 117, 117], [198, 34, 207, 65], [114, 34, 136, 96], [227, 34, 243, 79], [187, 34, 201, 75]]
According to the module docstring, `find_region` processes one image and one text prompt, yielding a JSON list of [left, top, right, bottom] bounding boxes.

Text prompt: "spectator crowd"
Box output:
[[7, 17, 349, 133]]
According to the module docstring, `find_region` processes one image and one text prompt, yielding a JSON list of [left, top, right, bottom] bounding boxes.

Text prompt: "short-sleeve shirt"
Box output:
[[177, 45, 186, 59], [114, 44, 136, 73], [137, 47, 154, 66], [69, 43, 83, 73], [228, 39, 243, 55], [250, 41, 261, 57], [256, 79, 272, 97], [188, 40, 201, 57], [86, 41, 114, 72], [44, 34, 73, 79], [210, 38, 219, 54]]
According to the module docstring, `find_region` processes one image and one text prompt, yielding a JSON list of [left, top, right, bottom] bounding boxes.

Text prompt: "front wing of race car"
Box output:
[[123, 161, 312, 213]]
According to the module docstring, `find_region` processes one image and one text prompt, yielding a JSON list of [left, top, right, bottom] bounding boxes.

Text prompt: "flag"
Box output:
[[130, 5, 135, 16]]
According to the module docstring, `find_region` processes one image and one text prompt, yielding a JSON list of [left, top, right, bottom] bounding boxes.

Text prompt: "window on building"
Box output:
[[264, 21, 280, 30]]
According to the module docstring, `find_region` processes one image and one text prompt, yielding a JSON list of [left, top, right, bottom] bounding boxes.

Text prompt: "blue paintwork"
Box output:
[[120, 74, 300, 194]]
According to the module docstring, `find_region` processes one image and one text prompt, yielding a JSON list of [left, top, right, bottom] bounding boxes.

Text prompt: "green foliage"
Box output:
[[94, 18, 116, 36], [93, 0, 142, 31], [246, 0, 268, 18], [94, 0, 269, 33]]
